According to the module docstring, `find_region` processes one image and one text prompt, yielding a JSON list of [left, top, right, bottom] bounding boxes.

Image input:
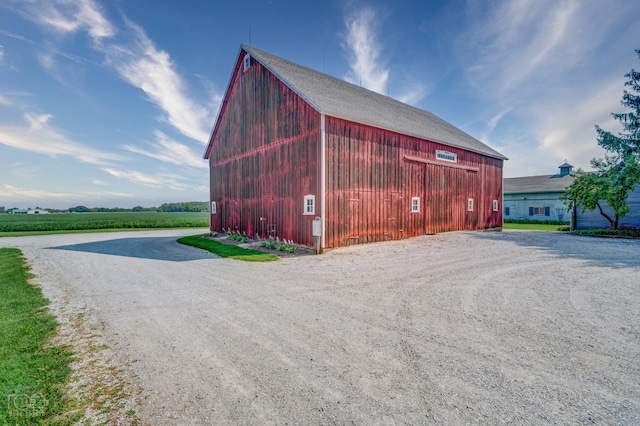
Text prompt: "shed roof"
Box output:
[[205, 45, 507, 161], [504, 174, 575, 194]]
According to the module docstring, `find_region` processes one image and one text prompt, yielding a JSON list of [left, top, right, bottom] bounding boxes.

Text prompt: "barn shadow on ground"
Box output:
[[47, 236, 218, 262], [469, 230, 640, 270]]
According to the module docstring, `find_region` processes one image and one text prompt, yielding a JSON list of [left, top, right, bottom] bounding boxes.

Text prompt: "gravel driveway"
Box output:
[[2, 229, 639, 425]]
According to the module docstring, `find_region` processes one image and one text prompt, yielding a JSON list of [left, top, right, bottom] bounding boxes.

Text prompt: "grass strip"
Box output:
[[503, 223, 567, 231], [0, 248, 77, 425], [177, 234, 279, 262]]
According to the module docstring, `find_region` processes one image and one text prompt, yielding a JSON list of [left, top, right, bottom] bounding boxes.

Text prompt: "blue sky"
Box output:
[[1, 0, 639, 209]]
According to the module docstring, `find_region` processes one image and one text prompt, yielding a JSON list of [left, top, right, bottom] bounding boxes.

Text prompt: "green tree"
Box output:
[[563, 49, 640, 229], [562, 157, 640, 229], [596, 49, 640, 159]]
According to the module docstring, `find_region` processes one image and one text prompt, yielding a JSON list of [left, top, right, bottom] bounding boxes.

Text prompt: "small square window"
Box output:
[[505, 207, 510, 216], [468, 198, 474, 211], [304, 195, 315, 215], [492, 200, 499, 212], [243, 54, 251, 72], [411, 196, 420, 213], [211, 201, 217, 214]]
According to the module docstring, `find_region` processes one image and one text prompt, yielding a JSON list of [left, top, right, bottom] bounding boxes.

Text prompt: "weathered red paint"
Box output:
[[208, 54, 321, 246], [323, 118, 502, 247], [207, 48, 503, 248]]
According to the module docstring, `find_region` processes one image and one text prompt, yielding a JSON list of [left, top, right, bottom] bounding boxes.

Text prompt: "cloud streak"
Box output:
[[0, 183, 77, 201], [102, 19, 212, 143], [29, 0, 115, 42], [123, 130, 207, 168], [103, 167, 206, 192], [457, 0, 639, 174], [343, 8, 389, 94], [0, 112, 125, 165], [13, 0, 215, 144]]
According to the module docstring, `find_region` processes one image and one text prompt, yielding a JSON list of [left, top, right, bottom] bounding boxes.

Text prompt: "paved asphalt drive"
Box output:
[[1, 229, 639, 425]]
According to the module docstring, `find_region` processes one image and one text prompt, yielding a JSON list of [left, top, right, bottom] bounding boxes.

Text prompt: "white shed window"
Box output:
[[411, 197, 420, 213], [304, 195, 315, 215], [243, 54, 251, 72], [492, 199, 499, 212], [211, 201, 217, 214], [468, 198, 474, 211], [436, 150, 457, 163]]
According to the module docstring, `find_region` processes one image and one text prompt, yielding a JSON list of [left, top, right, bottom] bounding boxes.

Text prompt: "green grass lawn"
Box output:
[[502, 223, 568, 231], [0, 248, 77, 425], [0, 211, 209, 235], [178, 234, 279, 262]]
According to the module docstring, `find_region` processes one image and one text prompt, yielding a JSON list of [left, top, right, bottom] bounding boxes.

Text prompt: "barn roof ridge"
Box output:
[[240, 44, 507, 161], [503, 174, 575, 194]]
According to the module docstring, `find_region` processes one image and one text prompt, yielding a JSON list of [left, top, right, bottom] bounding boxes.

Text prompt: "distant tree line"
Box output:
[[1, 202, 209, 214], [156, 202, 210, 212]]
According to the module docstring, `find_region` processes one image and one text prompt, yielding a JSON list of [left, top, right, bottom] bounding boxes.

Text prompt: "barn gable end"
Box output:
[[205, 45, 506, 249], [206, 48, 321, 246]]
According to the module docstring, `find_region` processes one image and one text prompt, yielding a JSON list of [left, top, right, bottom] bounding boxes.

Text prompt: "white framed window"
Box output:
[[411, 196, 420, 213], [243, 54, 251, 72], [436, 149, 457, 163], [211, 201, 217, 214], [529, 207, 550, 216], [492, 199, 499, 212], [303, 194, 315, 215], [468, 198, 474, 211]]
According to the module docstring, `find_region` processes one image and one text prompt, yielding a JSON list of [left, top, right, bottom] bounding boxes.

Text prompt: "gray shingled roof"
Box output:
[[504, 174, 574, 194], [243, 45, 507, 161]]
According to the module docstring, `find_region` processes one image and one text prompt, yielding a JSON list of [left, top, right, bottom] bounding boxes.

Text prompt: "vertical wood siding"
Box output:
[[208, 53, 503, 249], [324, 117, 503, 247], [208, 56, 321, 246]]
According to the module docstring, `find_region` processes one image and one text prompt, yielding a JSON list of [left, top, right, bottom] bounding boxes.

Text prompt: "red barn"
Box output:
[[204, 45, 507, 249]]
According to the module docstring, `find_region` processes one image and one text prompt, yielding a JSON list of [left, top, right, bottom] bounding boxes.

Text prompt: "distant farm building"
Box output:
[[10, 208, 49, 215], [503, 163, 575, 222], [204, 45, 507, 249]]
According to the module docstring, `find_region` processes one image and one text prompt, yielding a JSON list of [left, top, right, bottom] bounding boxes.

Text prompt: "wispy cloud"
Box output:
[[26, 0, 115, 42], [461, 0, 582, 98], [534, 79, 624, 164], [342, 7, 389, 94], [457, 0, 639, 173], [479, 108, 512, 143], [124, 130, 207, 168], [12, 0, 216, 144], [0, 183, 77, 201], [396, 83, 429, 106], [0, 44, 4, 65], [0, 112, 125, 165], [101, 19, 212, 143], [102, 168, 198, 191]]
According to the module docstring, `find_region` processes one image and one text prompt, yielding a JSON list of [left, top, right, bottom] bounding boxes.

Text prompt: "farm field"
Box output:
[[502, 222, 567, 231], [0, 212, 209, 234]]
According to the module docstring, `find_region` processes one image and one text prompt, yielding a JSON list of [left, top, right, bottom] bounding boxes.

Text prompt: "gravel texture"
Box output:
[[2, 229, 639, 425]]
